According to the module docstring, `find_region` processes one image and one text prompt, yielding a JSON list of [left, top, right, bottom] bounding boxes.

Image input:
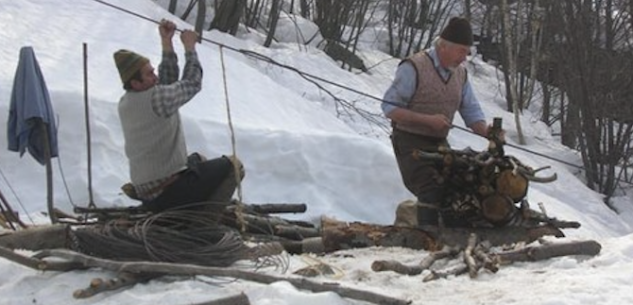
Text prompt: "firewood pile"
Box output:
[[372, 233, 601, 282]]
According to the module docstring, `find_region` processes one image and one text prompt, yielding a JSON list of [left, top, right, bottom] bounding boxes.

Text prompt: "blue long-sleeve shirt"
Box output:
[[7, 46, 58, 165], [381, 49, 485, 127]]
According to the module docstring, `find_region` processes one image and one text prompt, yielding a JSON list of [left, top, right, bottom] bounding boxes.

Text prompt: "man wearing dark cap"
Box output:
[[382, 17, 490, 228], [115, 19, 243, 216]]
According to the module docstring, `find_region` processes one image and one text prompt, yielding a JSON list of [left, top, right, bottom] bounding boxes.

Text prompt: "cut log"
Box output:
[[72, 205, 150, 223], [320, 217, 565, 253], [224, 213, 313, 236], [73, 272, 161, 299], [278, 237, 326, 254], [427, 224, 566, 248], [495, 240, 601, 263], [192, 293, 251, 305], [246, 203, 307, 214], [73, 205, 146, 215], [0, 245, 83, 271], [0, 224, 69, 250], [321, 217, 439, 252], [371, 260, 424, 276], [273, 225, 320, 240]]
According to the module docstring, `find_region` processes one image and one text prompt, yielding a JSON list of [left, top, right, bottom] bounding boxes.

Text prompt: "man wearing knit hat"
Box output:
[[382, 17, 491, 228], [116, 19, 243, 216]]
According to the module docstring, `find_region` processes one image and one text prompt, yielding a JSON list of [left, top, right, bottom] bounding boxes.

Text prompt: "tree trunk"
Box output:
[[209, 0, 246, 34], [319, 217, 566, 252], [195, 0, 207, 42], [500, 0, 525, 144], [264, 0, 281, 47], [168, 0, 178, 14], [0, 224, 68, 250], [320, 216, 439, 252], [463, 0, 472, 20], [299, 0, 310, 19]]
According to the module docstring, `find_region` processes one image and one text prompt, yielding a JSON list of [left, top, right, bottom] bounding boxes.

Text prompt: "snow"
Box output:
[[0, 0, 632, 304]]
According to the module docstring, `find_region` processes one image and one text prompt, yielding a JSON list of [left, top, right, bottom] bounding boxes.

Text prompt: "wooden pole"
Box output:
[[37, 119, 57, 224], [0, 189, 27, 229], [83, 42, 95, 208]]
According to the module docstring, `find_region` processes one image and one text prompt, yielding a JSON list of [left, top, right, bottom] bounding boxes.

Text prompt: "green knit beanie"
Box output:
[[113, 49, 149, 83]]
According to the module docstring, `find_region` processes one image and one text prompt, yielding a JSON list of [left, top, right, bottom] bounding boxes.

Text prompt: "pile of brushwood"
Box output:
[[0, 132, 603, 305]]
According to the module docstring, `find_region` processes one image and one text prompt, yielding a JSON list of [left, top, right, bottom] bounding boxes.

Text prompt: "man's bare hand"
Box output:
[[159, 19, 176, 40], [180, 30, 198, 51], [427, 114, 452, 134]]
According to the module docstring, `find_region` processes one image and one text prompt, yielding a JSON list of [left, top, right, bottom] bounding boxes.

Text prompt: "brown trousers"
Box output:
[[390, 128, 448, 204]]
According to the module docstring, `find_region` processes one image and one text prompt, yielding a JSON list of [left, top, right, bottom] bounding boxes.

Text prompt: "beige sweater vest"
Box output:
[[394, 52, 466, 138]]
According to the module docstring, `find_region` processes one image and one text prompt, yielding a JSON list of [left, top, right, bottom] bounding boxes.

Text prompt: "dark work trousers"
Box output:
[[391, 128, 448, 226], [143, 156, 233, 214]]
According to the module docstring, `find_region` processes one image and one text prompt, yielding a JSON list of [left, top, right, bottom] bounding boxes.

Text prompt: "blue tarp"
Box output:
[[7, 46, 58, 165]]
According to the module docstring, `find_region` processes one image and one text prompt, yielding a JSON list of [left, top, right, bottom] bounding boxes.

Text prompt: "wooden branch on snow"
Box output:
[[371, 260, 424, 276], [274, 225, 320, 240], [34, 249, 410, 305], [423, 265, 469, 282], [371, 237, 602, 282], [320, 217, 568, 254], [73, 272, 162, 299], [473, 241, 499, 273], [0, 245, 47, 270], [0, 245, 84, 271], [239, 203, 307, 214], [428, 224, 565, 248], [463, 233, 479, 278], [419, 245, 461, 269], [494, 240, 602, 263], [0, 224, 69, 251], [321, 216, 439, 252], [191, 293, 251, 305], [371, 245, 461, 276]]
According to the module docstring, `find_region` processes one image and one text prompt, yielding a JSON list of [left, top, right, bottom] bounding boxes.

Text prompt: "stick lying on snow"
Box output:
[[27, 249, 409, 305], [371, 239, 602, 281]]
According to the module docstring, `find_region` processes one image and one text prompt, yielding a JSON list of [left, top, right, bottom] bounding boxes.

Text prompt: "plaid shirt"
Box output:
[[134, 50, 203, 201], [152, 50, 203, 117]]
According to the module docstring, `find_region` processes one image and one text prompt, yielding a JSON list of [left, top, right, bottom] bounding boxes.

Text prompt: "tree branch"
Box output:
[[35, 249, 410, 305]]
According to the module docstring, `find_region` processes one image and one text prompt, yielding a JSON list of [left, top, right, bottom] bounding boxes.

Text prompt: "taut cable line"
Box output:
[[451, 125, 585, 170], [91, 0, 633, 187]]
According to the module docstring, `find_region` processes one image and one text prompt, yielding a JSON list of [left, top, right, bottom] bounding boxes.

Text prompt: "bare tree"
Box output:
[[543, 0, 633, 201], [209, 0, 246, 34], [464, 0, 472, 20], [499, 0, 525, 144], [386, 0, 456, 58], [180, 0, 200, 21], [168, 0, 178, 14], [299, 0, 312, 19], [194, 0, 207, 41], [245, 0, 266, 28], [263, 0, 281, 47]]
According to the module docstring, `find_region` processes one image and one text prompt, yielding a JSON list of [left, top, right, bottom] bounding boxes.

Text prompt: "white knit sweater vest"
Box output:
[[118, 88, 188, 184]]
